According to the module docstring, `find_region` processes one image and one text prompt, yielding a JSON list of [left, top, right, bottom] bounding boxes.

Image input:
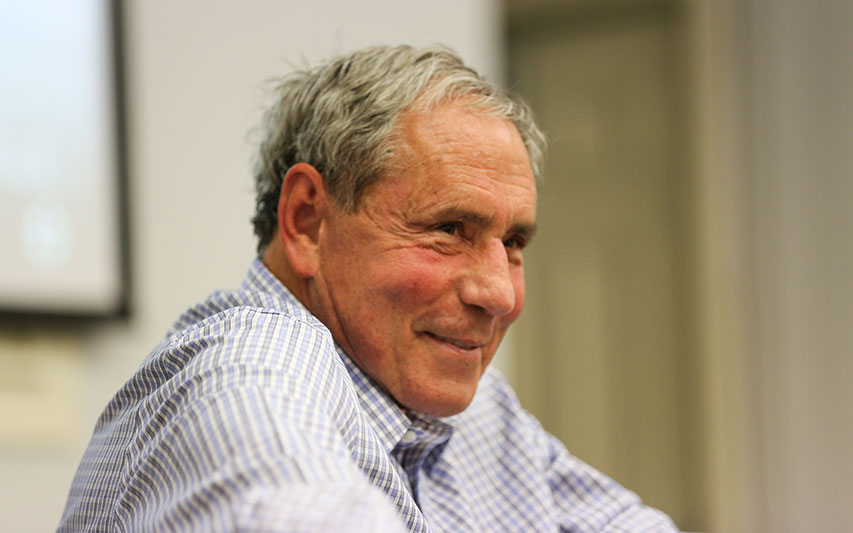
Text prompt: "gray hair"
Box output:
[[251, 44, 546, 253]]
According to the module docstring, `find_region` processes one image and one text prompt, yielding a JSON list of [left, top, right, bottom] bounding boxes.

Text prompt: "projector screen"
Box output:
[[0, 0, 128, 318]]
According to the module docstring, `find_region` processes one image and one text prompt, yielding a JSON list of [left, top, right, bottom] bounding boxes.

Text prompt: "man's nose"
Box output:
[[459, 239, 516, 317]]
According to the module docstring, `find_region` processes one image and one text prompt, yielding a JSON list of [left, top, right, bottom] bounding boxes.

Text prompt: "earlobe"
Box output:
[[277, 163, 329, 278]]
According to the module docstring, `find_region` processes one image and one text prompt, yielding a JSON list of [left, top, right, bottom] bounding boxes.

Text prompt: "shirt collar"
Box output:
[[241, 258, 326, 327], [337, 346, 456, 456], [337, 347, 412, 453]]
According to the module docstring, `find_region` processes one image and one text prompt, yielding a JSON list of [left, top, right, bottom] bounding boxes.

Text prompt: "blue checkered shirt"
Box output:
[[59, 259, 678, 532]]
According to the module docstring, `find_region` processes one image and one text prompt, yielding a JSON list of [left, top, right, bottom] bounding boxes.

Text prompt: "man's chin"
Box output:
[[395, 384, 478, 418]]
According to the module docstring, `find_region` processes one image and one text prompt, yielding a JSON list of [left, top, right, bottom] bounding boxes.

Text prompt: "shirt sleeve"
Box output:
[[114, 380, 407, 532], [538, 423, 680, 533], [233, 484, 407, 532]]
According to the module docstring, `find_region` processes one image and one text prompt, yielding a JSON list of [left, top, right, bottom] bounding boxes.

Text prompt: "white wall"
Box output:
[[0, 2, 501, 531]]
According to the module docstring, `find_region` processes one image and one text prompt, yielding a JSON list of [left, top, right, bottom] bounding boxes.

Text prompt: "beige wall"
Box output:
[[0, 2, 501, 531], [687, 1, 853, 531], [506, 1, 853, 531], [507, 3, 701, 527]]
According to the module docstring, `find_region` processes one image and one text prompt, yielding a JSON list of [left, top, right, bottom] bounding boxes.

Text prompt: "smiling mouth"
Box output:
[[424, 332, 484, 351]]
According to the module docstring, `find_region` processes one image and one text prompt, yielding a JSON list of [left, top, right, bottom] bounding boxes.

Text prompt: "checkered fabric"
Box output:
[[59, 259, 678, 532]]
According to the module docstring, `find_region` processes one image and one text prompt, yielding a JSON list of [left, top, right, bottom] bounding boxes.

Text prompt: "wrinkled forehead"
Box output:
[[390, 101, 535, 178], [369, 102, 537, 221]]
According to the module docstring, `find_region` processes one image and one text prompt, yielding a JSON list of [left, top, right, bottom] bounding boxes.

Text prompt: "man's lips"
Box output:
[[424, 331, 486, 351]]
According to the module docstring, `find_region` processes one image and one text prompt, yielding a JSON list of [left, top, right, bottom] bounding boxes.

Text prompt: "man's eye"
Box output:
[[435, 223, 459, 235], [503, 236, 527, 250]]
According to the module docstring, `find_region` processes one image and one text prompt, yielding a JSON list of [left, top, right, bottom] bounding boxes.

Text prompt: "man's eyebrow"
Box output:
[[428, 205, 537, 237], [426, 205, 492, 226], [510, 222, 537, 239]]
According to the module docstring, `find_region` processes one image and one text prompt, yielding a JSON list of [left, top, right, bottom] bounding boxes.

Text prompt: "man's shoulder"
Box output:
[[172, 291, 326, 346], [102, 283, 351, 438], [167, 281, 323, 336], [62, 286, 368, 532], [164, 258, 326, 338], [152, 290, 343, 394], [143, 297, 354, 424], [143, 286, 331, 378]]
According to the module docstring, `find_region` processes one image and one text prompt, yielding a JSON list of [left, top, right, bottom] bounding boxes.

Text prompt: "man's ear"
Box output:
[[277, 162, 329, 278]]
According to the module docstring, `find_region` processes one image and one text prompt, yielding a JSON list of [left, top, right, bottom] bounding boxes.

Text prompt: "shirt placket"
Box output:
[[391, 418, 451, 505]]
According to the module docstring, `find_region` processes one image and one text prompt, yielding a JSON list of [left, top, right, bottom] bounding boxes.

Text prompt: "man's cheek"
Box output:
[[378, 251, 446, 301]]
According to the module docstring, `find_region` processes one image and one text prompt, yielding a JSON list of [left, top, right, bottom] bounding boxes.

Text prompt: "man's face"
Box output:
[[309, 102, 537, 417]]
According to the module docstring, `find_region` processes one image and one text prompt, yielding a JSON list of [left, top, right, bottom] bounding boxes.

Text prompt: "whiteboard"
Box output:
[[0, 0, 128, 318]]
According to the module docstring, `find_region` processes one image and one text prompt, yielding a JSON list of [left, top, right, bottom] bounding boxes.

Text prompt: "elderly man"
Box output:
[[60, 45, 677, 532]]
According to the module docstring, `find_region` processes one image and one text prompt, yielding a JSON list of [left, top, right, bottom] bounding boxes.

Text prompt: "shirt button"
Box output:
[[400, 430, 417, 444]]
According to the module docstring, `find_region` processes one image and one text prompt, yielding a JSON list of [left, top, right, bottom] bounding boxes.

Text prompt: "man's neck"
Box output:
[[261, 238, 311, 311]]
